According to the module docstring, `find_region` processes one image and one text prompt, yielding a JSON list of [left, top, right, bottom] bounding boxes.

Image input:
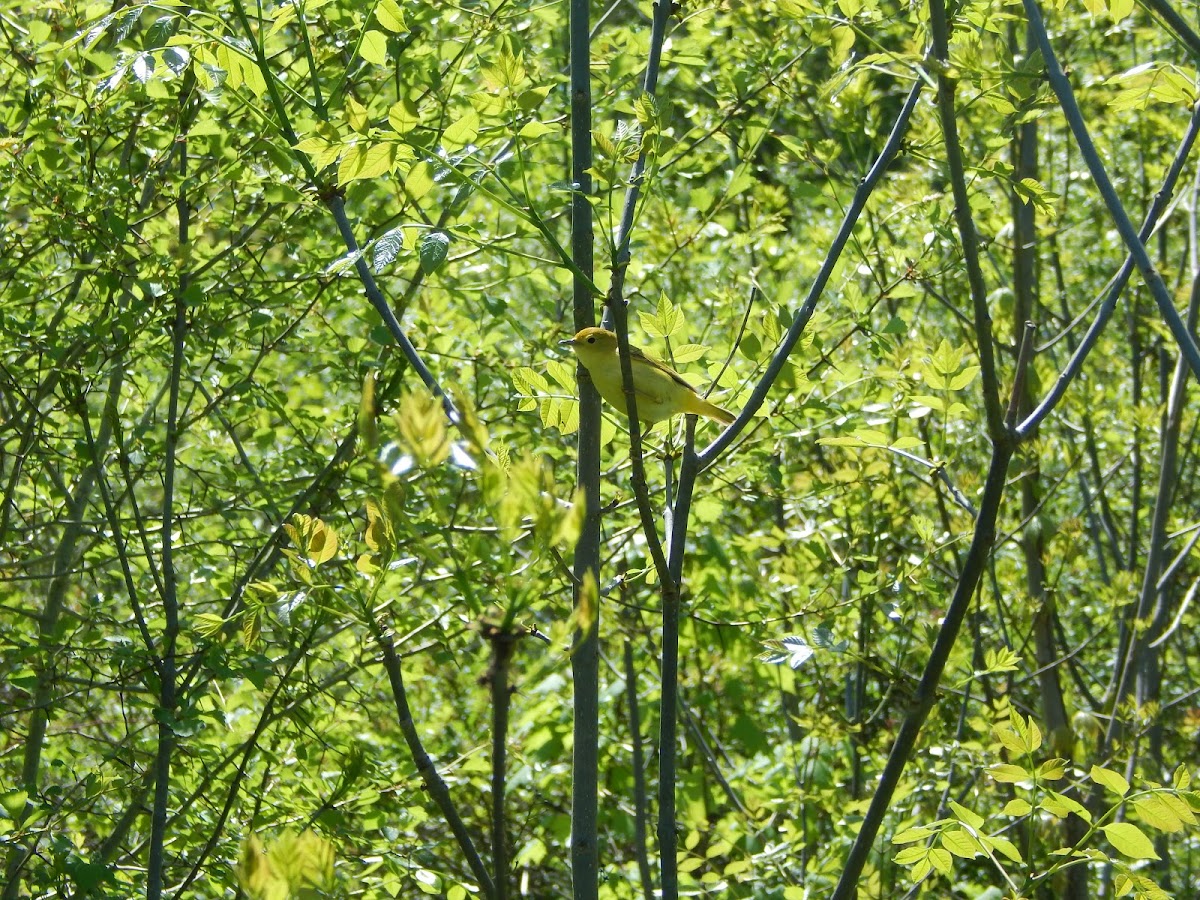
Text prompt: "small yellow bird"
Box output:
[[560, 327, 735, 426]]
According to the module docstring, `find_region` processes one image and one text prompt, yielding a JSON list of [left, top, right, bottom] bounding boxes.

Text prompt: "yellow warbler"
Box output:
[[561, 327, 735, 426]]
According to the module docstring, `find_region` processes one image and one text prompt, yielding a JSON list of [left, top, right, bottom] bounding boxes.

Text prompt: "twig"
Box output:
[[372, 618, 497, 898], [623, 638, 656, 900], [697, 80, 924, 469], [1021, 0, 1200, 379], [1017, 101, 1200, 438]]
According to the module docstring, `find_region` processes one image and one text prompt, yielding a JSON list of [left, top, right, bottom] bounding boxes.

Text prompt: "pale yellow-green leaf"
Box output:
[[819, 435, 869, 448], [1040, 791, 1091, 822], [245, 581, 279, 603], [194, 613, 226, 638], [989, 763, 1032, 784], [294, 136, 341, 170], [399, 159, 432, 200], [443, 108, 479, 150], [1090, 765, 1130, 797], [511, 366, 550, 396], [237, 834, 286, 900], [831, 24, 855, 64], [927, 847, 953, 875], [948, 365, 980, 391], [395, 391, 449, 467], [546, 359, 576, 391], [388, 99, 421, 134], [242, 610, 261, 647], [1002, 798, 1032, 816], [1132, 795, 1184, 834], [633, 92, 658, 127], [359, 30, 388, 66], [671, 343, 708, 364], [854, 428, 890, 445], [268, 4, 297, 37], [948, 800, 985, 830], [338, 143, 395, 185], [375, 0, 406, 32], [1158, 790, 1196, 825], [777, 0, 813, 17], [1101, 822, 1160, 860], [1108, 0, 1134, 21], [893, 845, 927, 865], [940, 827, 983, 859], [518, 120, 554, 139], [981, 833, 1023, 863], [309, 522, 338, 565], [1172, 764, 1191, 791], [1039, 758, 1066, 781], [346, 96, 370, 134], [654, 293, 683, 338], [892, 826, 935, 844]]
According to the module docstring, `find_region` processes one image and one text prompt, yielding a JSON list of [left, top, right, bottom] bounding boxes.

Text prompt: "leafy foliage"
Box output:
[[2, 0, 1200, 897]]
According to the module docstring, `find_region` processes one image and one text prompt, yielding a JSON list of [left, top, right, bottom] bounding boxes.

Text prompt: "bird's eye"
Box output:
[[587, 336, 595, 343]]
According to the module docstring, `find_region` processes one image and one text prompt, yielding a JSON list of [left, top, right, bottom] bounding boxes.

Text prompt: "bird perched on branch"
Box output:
[[561, 327, 735, 426]]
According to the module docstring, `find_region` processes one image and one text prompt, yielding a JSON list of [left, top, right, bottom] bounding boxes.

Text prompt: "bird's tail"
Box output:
[[691, 396, 735, 426]]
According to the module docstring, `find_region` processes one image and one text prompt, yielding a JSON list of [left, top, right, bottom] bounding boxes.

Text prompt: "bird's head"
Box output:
[[560, 327, 618, 362]]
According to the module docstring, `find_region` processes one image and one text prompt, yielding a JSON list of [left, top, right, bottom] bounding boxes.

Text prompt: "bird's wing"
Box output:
[[629, 345, 698, 391]]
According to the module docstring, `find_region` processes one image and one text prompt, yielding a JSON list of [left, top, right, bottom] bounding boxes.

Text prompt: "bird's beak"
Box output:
[[559, 338, 575, 347]]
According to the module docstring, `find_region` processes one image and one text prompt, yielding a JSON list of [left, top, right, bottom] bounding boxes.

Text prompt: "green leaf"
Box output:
[[982, 647, 1020, 674], [194, 613, 226, 637], [419, 231, 451, 274], [739, 332, 761, 360], [633, 92, 658, 127], [373, 227, 405, 271], [651, 293, 683, 338], [948, 365, 979, 391], [483, 48, 525, 90], [757, 636, 814, 669], [1158, 791, 1197, 826], [1, 790, 30, 819], [546, 359, 576, 391], [346, 96, 370, 133], [512, 366, 551, 396], [295, 136, 341, 170]]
